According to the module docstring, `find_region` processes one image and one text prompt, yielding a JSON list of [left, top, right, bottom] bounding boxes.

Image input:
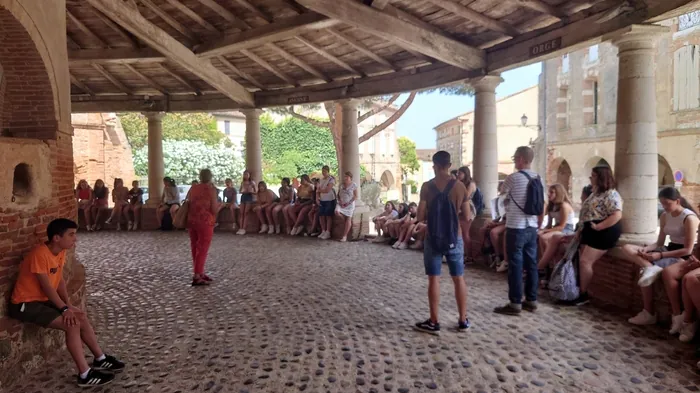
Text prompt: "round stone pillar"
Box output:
[[144, 112, 165, 206], [243, 109, 263, 183], [612, 25, 668, 244], [471, 74, 503, 216], [339, 99, 367, 212]]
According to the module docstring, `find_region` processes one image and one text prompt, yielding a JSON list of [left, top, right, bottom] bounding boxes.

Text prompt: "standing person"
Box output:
[[187, 169, 219, 286], [457, 166, 477, 262], [8, 219, 125, 386], [237, 170, 256, 235], [413, 151, 470, 335], [123, 180, 144, 231], [336, 172, 358, 242], [156, 177, 180, 229], [271, 177, 294, 234], [494, 146, 544, 316], [75, 180, 93, 231], [317, 165, 337, 240], [105, 179, 129, 231], [90, 179, 109, 231], [253, 182, 276, 234]]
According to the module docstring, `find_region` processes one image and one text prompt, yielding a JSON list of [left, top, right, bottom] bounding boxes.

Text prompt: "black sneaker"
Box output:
[[493, 304, 522, 316], [573, 292, 590, 306], [523, 301, 538, 312], [414, 319, 441, 335], [93, 355, 125, 373], [457, 319, 471, 332], [77, 369, 115, 387]]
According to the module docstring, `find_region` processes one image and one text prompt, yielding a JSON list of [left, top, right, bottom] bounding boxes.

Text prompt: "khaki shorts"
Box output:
[[8, 301, 62, 327]]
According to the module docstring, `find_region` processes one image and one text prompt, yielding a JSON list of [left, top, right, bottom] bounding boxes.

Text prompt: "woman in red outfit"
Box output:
[[187, 169, 220, 286]]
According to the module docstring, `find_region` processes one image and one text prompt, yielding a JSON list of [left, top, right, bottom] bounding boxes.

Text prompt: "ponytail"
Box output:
[[680, 197, 698, 215], [658, 186, 698, 215]]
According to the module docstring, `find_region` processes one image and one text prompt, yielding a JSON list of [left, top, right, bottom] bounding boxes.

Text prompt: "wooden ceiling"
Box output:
[[66, 0, 697, 112]]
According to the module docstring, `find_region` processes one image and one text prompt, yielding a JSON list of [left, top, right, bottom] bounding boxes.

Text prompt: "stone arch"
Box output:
[[584, 156, 611, 173], [553, 159, 573, 196], [0, 6, 59, 139], [658, 154, 674, 187], [380, 170, 395, 190]]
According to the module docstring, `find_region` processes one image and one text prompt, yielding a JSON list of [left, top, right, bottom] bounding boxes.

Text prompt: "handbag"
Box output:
[[173, 200, 189, 229]]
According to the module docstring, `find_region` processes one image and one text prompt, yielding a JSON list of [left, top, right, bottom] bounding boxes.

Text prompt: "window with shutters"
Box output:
[[673, 45, 700, 111]]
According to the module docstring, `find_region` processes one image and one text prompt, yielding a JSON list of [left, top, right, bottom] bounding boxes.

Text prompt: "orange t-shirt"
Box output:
[[11, 244, 66, 304]]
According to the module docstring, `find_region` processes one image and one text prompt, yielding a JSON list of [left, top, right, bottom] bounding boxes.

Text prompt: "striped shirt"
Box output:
[[503, 170, 543, 229]]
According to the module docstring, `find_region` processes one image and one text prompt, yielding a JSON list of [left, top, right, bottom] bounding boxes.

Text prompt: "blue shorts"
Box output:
[[423, 237, 464, 277], [319, 200, 336, 217], [240, 193, 254, 204]]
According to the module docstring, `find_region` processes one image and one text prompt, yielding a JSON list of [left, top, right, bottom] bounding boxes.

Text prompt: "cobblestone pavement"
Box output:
[[8, 232, 700, 393]]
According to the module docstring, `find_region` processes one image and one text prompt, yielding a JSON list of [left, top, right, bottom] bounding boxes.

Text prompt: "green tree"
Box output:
[[119, 112, 231, 150], [398, 137, 420, 176], [133, 140, 244, 185]]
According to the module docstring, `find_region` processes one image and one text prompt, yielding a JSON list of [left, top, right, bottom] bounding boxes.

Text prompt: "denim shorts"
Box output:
[[423, 237, 464, 277], [319, 200, 336, 217], [240, 193, 254, 204]]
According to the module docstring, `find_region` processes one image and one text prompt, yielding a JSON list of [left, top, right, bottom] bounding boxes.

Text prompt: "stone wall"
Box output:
[[72, 113, 136, 191], [0, 0, 83, 389]]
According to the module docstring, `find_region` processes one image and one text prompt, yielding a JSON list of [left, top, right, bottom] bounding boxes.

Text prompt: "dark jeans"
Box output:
[[506, 227, 538, 304]]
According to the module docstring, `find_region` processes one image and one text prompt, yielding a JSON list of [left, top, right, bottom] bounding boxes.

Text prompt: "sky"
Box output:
[[396, 63, 542, 149]]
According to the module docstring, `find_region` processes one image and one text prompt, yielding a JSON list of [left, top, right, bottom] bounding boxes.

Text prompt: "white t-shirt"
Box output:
[[504, 170, 543, 229], [319, 176, 336, 202]]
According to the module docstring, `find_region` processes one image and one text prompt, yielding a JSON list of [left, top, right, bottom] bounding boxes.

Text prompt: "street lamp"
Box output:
[[520, 113, 547, 185]]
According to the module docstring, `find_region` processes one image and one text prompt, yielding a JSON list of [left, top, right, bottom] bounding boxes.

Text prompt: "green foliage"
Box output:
[[119, 112, 228, 150], [406, 179, 418, 194], [260, 115, 337, 181], [133, 140, 244, 185], [398, 137, 420, 175]]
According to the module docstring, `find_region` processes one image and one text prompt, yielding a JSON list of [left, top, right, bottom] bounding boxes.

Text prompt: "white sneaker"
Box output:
[[127, 222, 133, 231], [132, 222, 138, 231], [236, 229, 245, 235], [275, 225, 281, 234], [670, 313, 685, 335], [496, 261, 508, 273], [638, 265, 664, 287], [116, 223, 121, 231], [259, 224, 268, 234], [628, 309, 657, 325], [679, 321, 698, 342], [397, 242, 408, 250], [268, 226, 275, 234], [105, 218, 112, 225], [321, 231, 330, 240]]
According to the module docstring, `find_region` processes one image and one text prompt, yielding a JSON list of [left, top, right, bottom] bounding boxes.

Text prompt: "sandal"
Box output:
[[191, 277, 210, 286], [201, 274, 213, 282]]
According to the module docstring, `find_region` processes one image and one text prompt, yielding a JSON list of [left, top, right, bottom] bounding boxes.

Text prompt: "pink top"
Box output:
[[187, 183, 215, 227]]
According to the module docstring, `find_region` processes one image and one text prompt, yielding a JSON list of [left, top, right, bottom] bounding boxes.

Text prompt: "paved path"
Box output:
[[9, 232, 700, 392]]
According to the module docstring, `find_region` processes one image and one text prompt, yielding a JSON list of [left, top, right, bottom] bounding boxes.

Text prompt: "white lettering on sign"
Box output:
[[529, 38, 562, 58]]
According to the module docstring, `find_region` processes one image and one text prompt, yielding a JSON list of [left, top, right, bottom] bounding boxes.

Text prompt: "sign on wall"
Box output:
[[529, 37, 562, 59]]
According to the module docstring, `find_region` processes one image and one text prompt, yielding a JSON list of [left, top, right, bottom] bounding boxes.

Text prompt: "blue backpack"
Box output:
[[428, 179, 459, 253], [512, 171, 545, 216], [472, 187, 485, 216]]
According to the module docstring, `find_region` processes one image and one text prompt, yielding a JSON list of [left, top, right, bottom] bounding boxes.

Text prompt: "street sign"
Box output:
[[674, 170, 684, 182]]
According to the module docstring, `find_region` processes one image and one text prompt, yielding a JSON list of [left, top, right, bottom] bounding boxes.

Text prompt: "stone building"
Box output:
[[212, 111, 246, 157], [535, 10, 700, 206], [72, 113, 136, 192], [434, 85, 539, 179], [358, 103, 402, 201]]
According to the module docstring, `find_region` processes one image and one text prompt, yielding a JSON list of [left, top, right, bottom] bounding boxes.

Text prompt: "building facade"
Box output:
[[434, 86, 539, 179], [358, 103, 401, 201], [535, 11, 700, 206], [212, 111, 246, 156]]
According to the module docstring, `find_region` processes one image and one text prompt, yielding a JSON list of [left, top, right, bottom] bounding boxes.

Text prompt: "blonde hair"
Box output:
[[547, 184, 571, 212]]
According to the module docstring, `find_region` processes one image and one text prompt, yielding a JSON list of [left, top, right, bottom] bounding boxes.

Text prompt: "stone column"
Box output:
[[243, 109, 263, 183], [612, 25, 668, 244], [340, 99, 367, 212], [471, 74, 503, 216], [144, 112, 165, 206]]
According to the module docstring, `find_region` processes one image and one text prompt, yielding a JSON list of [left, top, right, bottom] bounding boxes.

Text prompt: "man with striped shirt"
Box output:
[[494, 146, 544, 316]]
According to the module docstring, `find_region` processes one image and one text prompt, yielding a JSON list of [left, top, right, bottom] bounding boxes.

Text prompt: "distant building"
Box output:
[[406, 148, 436, 202], [358, 103, 401, 201], [211, 111, 246, 156], [434, 85, 539, 180]]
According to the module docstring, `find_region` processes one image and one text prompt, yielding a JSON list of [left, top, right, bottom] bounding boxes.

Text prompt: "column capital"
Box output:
[[471, 74, 503, 93], [610, 24, 669, 52], [142, 111, 165, 121], [338, 98, 360, 110], [241, 108, 264, 118]]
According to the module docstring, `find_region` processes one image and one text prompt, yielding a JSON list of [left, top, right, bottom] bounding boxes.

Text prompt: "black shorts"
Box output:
[[8, 301, 62, 327], [319, 200, 336, 217], [580, 220, 622, 251]]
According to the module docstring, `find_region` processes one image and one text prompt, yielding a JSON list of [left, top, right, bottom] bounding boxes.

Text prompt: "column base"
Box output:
[[146, 198, 160, 207], [617, 232, 658, 246]]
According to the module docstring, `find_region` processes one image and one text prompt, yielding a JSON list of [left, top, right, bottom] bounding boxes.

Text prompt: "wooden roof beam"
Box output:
[[90, 8, 140, 47], [295, 36, 363, 77], [241, 49, 297, 86], [66, 9, 108, 48], [70, 73, 96, 96], [232, 0, 273, 23], [139, 0, 198, 42], [196, 12, 340, 58], [192, 0, 250, 30], [69, 48, 165, 65], [422, 0, 522, 37], [92, 63, 132, 95], [123, 63, 169, 95], [164, 0, 219, 33], [297, 0, 485, 70], [515, 0, 567, 19], [327, 28, 397, 71], [86, 0, 254, 106], [159, 64, 201, 95], [216, 56, 266, 91], [267, 43, 330, 82]]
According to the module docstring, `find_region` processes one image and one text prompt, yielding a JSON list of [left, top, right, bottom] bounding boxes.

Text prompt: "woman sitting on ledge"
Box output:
[[393, 202, 419, 250], [90, 179, 109, 231], [677, 255, 700, 343], [623, 187, 698, 328], [371, 202, 398, 242], [289, 175, 315, 236], [538, 184, 575, 262], [75, 180, 93, 231], [105, 178, 129, 231], [254, 181, 276, 234], [570, 166, 623, 306]]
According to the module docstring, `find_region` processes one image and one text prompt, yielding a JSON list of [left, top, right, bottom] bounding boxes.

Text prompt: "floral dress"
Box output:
[[336, 182, 357, 217]]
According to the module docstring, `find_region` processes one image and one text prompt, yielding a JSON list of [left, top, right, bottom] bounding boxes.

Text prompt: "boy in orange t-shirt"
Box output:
[[9, 218, 125, 387]]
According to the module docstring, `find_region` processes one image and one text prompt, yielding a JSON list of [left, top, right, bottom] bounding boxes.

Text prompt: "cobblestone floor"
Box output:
[[8, 231, 700, 393]]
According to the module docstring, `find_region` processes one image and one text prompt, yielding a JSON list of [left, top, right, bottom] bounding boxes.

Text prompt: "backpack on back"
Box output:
[[427, 179, 459, 253], [472, 187, 485, 216], [511, 171, 544, 216]]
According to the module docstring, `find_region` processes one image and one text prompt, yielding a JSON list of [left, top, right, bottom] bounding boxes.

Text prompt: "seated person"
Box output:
[[75, 180, 93, 231], [8, 219, 125, 387], [480, 182, 507, 270], [408, 221, 427, 250], [382, 203, 408, 243], [623, 188, 698, 328], [90, 179, 109, 231], [157, 177, 180, 229], [305, 180, 322, 237], [538, 184, 575, 263], [270, 177, 294, 235], [105, 178, 129, 231], [393, 202, 418, 250], [220, 178, 239, 231], [372, 202, 398, 242], [675, 255, 700, 343], [123, 180, 144, 231], [289, 175, 315, 236], [253, 181, 276, 234]]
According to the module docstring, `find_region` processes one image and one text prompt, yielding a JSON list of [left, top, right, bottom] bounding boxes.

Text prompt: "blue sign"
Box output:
[[674, 170, 684, 182]]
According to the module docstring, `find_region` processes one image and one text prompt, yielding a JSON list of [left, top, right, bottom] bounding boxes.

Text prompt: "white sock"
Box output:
[[80, 369, 91, 379], [95, 354, 106, 362]]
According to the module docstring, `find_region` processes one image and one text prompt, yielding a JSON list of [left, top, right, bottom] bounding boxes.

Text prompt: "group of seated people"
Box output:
[[75, 178, 144, 231], [370, 201, 427, 250]]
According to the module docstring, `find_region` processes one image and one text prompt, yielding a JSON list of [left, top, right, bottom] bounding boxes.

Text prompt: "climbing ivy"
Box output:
[[119, 112, 231, 150]]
